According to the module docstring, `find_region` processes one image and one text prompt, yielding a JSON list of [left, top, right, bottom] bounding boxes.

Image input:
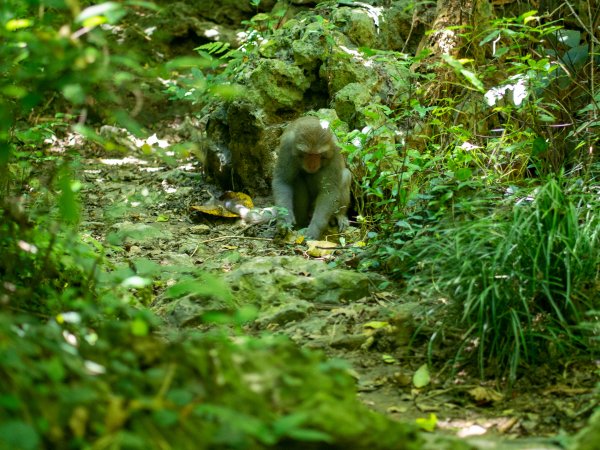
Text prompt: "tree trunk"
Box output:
[[414, 0, 492, 99]]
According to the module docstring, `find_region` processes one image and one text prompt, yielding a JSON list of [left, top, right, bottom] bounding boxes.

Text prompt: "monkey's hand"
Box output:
[[336, 215, 349, 232], [303, 225, 323, 241], [275, 220, 295, 239], [276, 207, 295, 227], [275, 208, 295, 234], [296, 228, 315, 241]]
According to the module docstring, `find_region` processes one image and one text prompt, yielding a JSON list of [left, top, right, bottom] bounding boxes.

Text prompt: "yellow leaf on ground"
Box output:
[[363, 321, 389, 330], [191, 191, 255, 219], [191, 204, 238, 218], [415, 413, 438, 432], [306, 240, 337, 257], [221, 191, 254, 209], [468, 386, 504, 405]]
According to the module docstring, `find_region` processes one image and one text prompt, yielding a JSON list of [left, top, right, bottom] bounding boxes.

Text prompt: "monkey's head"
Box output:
[[285, 116, 336, 174]]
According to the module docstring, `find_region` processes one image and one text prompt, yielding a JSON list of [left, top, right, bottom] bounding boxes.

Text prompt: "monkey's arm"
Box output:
[[272, 176, 296, 225], [305, 169, 342, 239], [305, 162, 351, 239], [306, 194, 336, 239], [272, 137, 300, 225], [335, 167, 352, 232]]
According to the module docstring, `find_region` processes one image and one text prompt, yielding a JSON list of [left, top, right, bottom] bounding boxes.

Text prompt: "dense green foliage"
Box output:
[[338, 10, 600, 379], [0, 2, 422, 448], [402, 178, 600, 380], [0, 0, 598, 447], [1, 313, 421, 449]]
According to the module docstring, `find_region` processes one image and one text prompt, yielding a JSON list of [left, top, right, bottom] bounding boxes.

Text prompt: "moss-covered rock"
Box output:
[[291, 21, 332, 67], [320, 50, 377, 95], [249, 59, 311, 110], [225, 256, 371, 306], [333, 82, 374, 124], [333, 7, 379, 48], [199, 2, 417, 194]]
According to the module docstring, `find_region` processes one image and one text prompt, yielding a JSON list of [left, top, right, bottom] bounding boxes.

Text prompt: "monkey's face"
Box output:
[[295, 133, 334, 173], [302, 152, 322, 173], [282, 116, 336, 174], [297, 143, 332, 173]]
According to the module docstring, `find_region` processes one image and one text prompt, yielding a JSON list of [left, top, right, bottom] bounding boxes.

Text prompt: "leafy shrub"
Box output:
[[477, 11, 599, 175], [407, 178, 600, 381], [0, 311, 420, 450]]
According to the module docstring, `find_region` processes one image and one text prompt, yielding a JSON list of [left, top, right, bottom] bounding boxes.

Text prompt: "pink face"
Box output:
[[302, 153, 321, 173]]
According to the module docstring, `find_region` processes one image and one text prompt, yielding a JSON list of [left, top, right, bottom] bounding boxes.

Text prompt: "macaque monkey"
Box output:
[[272, 116, 351, 240]]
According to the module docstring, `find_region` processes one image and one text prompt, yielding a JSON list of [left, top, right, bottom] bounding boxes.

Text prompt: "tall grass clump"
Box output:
[[413, 178, 600, 382]]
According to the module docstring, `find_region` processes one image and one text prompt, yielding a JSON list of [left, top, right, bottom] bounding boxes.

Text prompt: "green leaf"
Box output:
[[440, 54, 484, 92], [0, 394, 21, 411], [454, 167, 472, 181], [131, 317, 149, 336], [519, 10, 538, 23], [165, 275, 234, 304], [166, 56, 214, 70], [415, 413, 438, 432], [0, 421, 40, 450], [460, 69, 484, 92], [125, 1, 161, 11], [561, 44, 589, 70], [1, 85, 28, 99], [412, 364, 431, 388], [273, 413, 332, 442], [382, 354, 397, 364], [166, 389, 194, 406], [152, 409, 179, 427], [76, 2, 126, 25], [555, 29, 581, 48], [41, 356, 66, 382], [286, 428, 332, 442], [62, 84, 86, 104], [58, 169, 80, 224], [209, 84, 245, 100], [251, 13, 271, 21], [5, 19, 33, 31], [233, 305, 258, 323], [133, 259, 162, 277], [111, 109, 145, 137], [532, 136, 548, 156], [195, 405, 275, 444], [479, 29, 500, 46]]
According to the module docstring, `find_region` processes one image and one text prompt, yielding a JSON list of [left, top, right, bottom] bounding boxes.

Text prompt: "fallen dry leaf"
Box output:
[[468, 386, 504, 405], [306, 240, 337, 257], [191, 191, 254, 218]]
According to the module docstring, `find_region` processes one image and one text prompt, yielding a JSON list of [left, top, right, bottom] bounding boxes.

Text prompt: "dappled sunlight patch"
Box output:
[[99, 156, 148, 166]]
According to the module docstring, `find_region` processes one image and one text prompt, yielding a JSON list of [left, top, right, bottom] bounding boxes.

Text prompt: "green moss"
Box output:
[[250, 59, 310, 109]]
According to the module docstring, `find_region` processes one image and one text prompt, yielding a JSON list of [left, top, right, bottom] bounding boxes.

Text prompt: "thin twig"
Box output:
[[191, 235, 273, 256], [564, 1, 600, 45], [199, 235, 272, 244]]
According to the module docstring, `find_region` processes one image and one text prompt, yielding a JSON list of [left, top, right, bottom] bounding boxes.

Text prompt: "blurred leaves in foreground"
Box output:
[[0, 309, 421, 450]]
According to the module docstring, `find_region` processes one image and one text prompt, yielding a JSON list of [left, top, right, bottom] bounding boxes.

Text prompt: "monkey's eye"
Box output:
[[297, 144, 308, 153], [319, 147, 331, 158]]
